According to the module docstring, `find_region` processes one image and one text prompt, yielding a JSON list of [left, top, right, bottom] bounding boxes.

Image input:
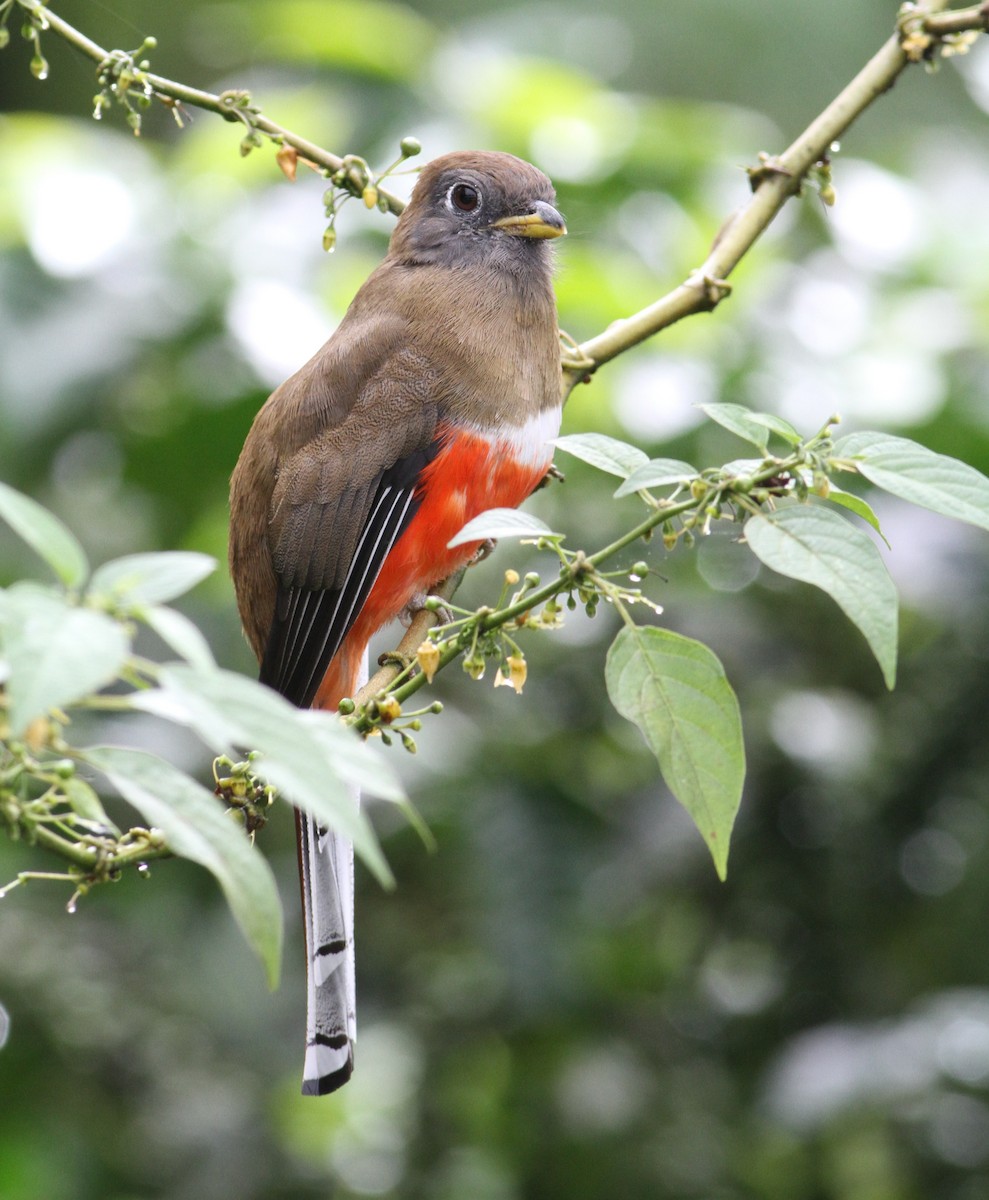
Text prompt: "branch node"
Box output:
[[746, 153, 793, 191], [689, 273, 733, 310]]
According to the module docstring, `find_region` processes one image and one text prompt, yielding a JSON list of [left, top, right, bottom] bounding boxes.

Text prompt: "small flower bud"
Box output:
[[322, 225, 337, 253], [377, 696, 401, 723], [337, 697, 355, 715], [507, 654, 527, 695], [30, 54, 49, 80], [524, 571, 540, 586], [276, 144, 299, 181], [663, 531, 678, 551], [504, 568, 520, 586], [416, 639, 441, 683], [400, 135, 422, 157], [24, 717, 50, 753], [362, 184, 378, 209]]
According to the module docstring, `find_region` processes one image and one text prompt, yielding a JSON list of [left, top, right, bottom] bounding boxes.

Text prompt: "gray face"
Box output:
[[393, 155, 566, 275]]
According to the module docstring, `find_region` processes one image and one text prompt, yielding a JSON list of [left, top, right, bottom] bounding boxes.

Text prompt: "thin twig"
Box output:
[[26, 3, 407, 214], [561, 0, 979, 394]]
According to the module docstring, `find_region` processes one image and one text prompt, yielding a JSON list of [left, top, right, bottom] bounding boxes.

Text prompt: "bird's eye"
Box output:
[[449, 183, 480, 213]]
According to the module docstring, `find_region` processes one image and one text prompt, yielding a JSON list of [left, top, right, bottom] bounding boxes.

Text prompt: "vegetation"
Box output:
[[2, 1, 989, 1196]]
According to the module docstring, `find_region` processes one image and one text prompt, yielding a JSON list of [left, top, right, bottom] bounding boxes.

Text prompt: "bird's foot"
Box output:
[[402, 590, 455, 627], [535, 463, 565, 490], [469, 538, 497, 565]]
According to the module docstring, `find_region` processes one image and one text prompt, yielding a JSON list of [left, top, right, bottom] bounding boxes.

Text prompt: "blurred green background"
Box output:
[[4, 1, 989, 1197]]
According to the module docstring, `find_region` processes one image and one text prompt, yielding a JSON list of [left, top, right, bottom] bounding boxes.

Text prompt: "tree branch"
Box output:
[[561, 0, 980, 395], [9, 0, 989, 724], [18, 2, 407, 213], [17, 0, 986, 388], [925, 1, 989, 35]]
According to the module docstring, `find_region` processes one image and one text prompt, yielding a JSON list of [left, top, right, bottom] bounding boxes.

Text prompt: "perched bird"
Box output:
[[229, 150, 566, 1094]]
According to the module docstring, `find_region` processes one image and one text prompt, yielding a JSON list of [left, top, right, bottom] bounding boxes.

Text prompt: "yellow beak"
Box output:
[[490, 202, 567, 239]]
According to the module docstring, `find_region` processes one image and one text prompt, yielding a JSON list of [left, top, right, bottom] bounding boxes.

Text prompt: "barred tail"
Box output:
[[299, 810, 356, 1094]]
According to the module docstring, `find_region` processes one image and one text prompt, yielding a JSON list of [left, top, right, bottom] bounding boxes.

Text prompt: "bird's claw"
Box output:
[[377, 649, 412, 671], [402, 591, 455, 627], [470, 539, 496, 565], [535, 463, 565, 490]]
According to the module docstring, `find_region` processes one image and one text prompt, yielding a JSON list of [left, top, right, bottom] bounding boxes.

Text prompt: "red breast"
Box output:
[[312, 406, 560, 709]]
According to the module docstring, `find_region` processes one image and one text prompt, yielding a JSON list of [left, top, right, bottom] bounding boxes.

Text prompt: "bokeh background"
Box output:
[[4, 1, 989, 1196]]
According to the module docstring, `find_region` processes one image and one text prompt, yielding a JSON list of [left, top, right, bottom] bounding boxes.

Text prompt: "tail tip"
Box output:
[[302, 1037, 354, 1096]]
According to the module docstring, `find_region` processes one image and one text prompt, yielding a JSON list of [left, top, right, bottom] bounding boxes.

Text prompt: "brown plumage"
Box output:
[[229, 150, 566, 1094]]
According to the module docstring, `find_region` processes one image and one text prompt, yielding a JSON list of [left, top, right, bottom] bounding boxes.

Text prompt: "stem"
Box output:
[[3, 791, 172, 873], [925, 2, 989, 34], [562, 0, 968, 394], [22, 1, 984, 382], [352, 454, 805, 725], [25, 3, 407, 213]]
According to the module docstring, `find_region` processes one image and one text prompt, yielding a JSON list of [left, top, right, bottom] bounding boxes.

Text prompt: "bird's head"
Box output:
[[389, 150, 566, 274]]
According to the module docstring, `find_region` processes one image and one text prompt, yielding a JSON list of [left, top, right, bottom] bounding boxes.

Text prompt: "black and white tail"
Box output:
[[299, 812, 356, 1094]]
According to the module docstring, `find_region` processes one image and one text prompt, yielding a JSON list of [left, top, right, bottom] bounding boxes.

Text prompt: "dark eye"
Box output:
[[449, 183, 480, 213]]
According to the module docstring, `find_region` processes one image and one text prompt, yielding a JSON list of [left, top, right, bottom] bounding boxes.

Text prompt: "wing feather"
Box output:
[[260, 440, 440, 707]]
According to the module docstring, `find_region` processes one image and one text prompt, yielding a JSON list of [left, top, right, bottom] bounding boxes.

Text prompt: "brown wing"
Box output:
[[252, 324, 443, 706], [260, 435, 440, 706]]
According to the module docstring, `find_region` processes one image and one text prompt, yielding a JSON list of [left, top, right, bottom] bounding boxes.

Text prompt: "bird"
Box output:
[[228, 150, 566, 1095]]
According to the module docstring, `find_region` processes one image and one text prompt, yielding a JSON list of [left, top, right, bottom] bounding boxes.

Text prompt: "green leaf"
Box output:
[[745, 505, 898, 688], [719, 458, 766, 480], [821, 484, 890, 547], [447, 508, 559, 548], [129, 665, 398, 886], [83, 746, 283, 988], [0, 584, 130, 734], [62, 776, 121, 836], [553, 433, 649, 478], [613, 458, 698, 498], [297, 709, 435, 851], [605, 625, 744, 880], [746, 410, 801, 445], [832, 432, 989, 532], [89, 552, 216, 606], [142, 605, 217, 670], [697, 403, 771, 452], [0, 481, 89, 588]]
